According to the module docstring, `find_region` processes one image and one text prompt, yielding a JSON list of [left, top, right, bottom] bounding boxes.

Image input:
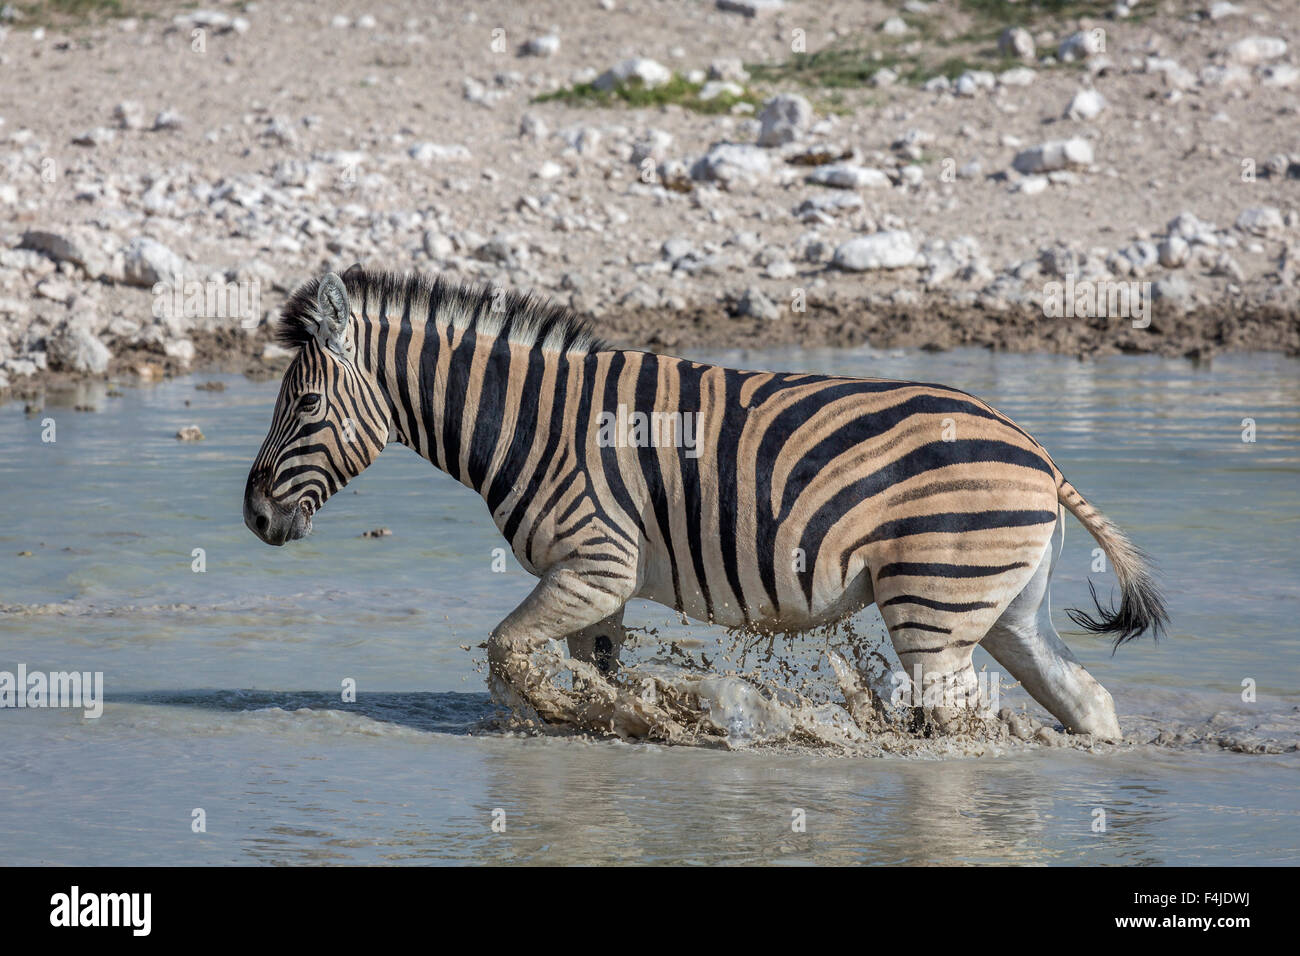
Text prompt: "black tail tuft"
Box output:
[[1066, 576, 1169, 653]]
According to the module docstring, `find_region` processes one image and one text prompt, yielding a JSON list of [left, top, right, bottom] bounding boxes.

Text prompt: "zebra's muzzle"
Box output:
[[244, 480, 312, 546]]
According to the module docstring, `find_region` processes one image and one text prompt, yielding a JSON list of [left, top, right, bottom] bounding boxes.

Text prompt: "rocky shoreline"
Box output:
[[3, 0, 1299, 398], [7, 292, 1297, 405]]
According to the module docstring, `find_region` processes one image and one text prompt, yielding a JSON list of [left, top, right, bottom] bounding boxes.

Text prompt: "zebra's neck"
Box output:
[[350, 273, 602, 505]]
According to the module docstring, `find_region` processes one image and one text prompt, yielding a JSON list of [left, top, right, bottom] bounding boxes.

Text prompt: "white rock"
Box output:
[[48, 322, 111, 375], [757, 93, 812, 147], [1200, 64, 1252, 88], [998, 27, 1035, 61], [408, 142, 471, 163], [123, 237, 187, 287], [36, 276, 73, 303], [519, 113, 548, 141], [1259, 64, 1300, 88], [422, 230, 453, 259], [113, 100, 146, 130], [174, 9, 230, 30], [1167, 212, 1217, 241], [691, 143, 772, 184], [793, 193, 864, 221], [1059, 30, 1105, 62], [805, 163, 890, 189], [1158, 236, 1189, 268], [631, 129, 674, 164], [1146, 57, 1197, 90], [1065, 88, 1106, 120], [708, 58, 750, 82], [594, 58, 672, 91], [165, 339, 196, 365], [737, 287, 780, 320], [832, 231, 918, 271], [1227, 36, 1287, 66], [1123, 240, 1159, 273], [73, 127, 115, 147], [880, 16, 908, 36], [523, 34, 560, 57], [153, 110, 184, 130], [958, 70, 995, 94], [661, 237, 696, 262], [1236, 206, 1285, 238], [699, 80, 744, 101], [716, 0, 786, 16], [1012, 138, 1094, 174], [1209, 2, 1242, 19], [1018, 175, 1049, 195], [998, 67, 1037, 87], [20, 229, 108, 279]]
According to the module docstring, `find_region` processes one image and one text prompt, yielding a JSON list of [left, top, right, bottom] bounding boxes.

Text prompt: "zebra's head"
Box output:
[[244, 271, 391, 546]]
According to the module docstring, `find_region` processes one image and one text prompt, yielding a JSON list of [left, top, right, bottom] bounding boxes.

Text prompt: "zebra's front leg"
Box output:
[[566, 607, 626, 681], [487, 563, 634, 727]]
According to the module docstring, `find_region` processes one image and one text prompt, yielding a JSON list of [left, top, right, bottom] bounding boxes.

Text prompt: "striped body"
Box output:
[[246, 269, 1167, 740], [478, 349, 1058, 637]]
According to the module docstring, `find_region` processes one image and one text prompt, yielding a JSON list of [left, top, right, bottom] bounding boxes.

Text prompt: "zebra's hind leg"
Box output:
[[882, 616, 992, 736], [876, 567, 1041, 737], [980, 518, 1123, 741], [565, 607, 626, 680]]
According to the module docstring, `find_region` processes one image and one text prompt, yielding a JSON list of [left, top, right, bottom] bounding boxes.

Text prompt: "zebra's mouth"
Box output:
[[288, 498, 314, 541]]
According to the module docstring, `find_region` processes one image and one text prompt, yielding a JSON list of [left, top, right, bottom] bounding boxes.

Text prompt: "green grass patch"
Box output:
[[18, 0, 125, 23], [16, 0, 173, 27], [746, 0, 1149, 95], [957, 0, 1115, 26], [748, 48, 913, 89], [534, 74, 765, 115]]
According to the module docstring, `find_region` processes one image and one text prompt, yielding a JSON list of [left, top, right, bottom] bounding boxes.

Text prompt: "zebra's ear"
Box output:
[[314, 272, 350, 355]]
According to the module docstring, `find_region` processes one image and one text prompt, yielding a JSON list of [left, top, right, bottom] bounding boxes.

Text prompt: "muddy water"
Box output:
[[1, 348, 1297, 864]]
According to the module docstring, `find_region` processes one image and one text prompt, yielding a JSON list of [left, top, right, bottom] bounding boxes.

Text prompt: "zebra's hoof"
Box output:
[[593, 635, 617, 675]]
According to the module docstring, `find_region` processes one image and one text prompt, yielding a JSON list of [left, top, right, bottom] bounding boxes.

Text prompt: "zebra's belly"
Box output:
[[635, 567, 876, 632]]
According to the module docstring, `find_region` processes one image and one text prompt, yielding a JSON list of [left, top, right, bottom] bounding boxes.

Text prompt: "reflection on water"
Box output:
[[1, 349, 1297, 864]]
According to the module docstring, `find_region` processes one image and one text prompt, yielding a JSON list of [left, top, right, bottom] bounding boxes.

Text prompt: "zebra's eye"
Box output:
[[297, 393, 322, 414]]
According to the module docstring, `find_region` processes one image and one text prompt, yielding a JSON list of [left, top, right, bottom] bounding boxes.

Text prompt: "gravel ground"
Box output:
[[2, 0, 1299, 397]]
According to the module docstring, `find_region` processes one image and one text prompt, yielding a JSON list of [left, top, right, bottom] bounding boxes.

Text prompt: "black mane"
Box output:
[[275, 268, 606, 354]]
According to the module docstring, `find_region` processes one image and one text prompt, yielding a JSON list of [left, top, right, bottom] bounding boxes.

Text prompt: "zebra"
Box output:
[[244, 267, 1168, 741]]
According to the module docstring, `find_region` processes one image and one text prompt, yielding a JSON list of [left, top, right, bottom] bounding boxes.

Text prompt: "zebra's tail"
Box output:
[[1056, 476, 1169, 650]]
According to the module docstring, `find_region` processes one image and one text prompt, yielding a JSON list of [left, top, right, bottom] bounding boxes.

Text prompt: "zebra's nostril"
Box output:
[[255, 514, 269, 534]]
